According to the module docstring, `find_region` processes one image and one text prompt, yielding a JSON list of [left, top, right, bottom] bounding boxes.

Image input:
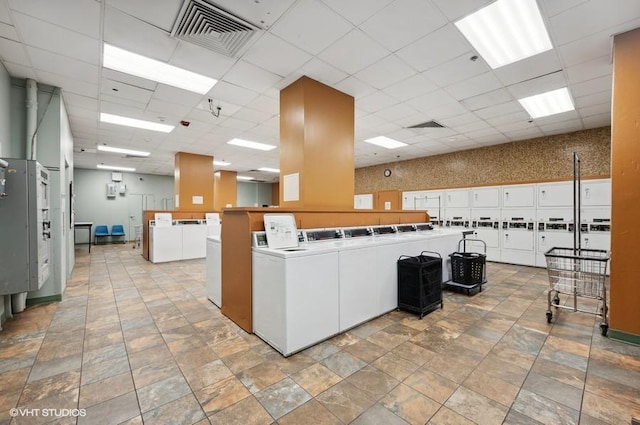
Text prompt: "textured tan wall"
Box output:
[[356, 127, 611, 194]]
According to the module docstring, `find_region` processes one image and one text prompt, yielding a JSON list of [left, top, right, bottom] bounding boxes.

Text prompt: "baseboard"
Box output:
[[608, 329, 640, 347], [26, 295, 62, 306]]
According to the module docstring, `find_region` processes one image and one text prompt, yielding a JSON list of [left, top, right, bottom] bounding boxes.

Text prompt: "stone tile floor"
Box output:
[[0, 244, 639, 424]]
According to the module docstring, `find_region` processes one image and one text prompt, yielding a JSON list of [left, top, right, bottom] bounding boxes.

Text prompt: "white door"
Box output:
[[582, 179, 611, 206], [471, 187, 500, 208], [502, 230, 534, 250], [538, 182, 573, 207], [502, 185, 535, 208], [446, 189, 470, 208]]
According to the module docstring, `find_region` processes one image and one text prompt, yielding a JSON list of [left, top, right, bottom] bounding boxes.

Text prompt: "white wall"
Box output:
[[73, 168, 174, 242]]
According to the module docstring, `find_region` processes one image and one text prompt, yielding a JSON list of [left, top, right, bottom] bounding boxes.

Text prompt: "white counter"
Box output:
[[252, 228, 462, 356]]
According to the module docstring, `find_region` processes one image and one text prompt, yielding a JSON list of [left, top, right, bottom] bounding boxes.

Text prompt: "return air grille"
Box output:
[[407, 120, 445, 129], [171, 0, 260, 57]]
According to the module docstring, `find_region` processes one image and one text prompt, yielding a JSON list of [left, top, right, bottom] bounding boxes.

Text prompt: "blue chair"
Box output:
[[110, 225, 126, 244], [94, 225, 110, 245]]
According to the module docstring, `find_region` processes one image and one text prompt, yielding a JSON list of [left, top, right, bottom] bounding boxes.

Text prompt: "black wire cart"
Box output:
[[397, 251, 443, 318], [544, 247, 610, 335], [444, 238, 487, 295]]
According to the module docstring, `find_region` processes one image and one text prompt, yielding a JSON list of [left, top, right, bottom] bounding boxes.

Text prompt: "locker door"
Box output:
[[582, 180, 611, 206], [471, 187, 500, 208], [502, 185, 535, 208], [446, 189, 470, 208], [538, 182, 573, 207]]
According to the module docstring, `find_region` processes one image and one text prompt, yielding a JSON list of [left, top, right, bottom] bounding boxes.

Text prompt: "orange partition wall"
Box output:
[[375, 190, 402, 210], [175, 152, 214, 210], [610, 28, 640, 342], [214, 170, 237, 210], [221, 208, 430, 333], [280, 76, 355, 209]]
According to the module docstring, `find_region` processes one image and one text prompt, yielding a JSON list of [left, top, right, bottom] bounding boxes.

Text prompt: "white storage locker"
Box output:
[[537, 181, 573, 207], [582, 179, 611, 206], [471, 186, 500, 208], [502, 184, 536, 208], [445, 188, 470, 208]]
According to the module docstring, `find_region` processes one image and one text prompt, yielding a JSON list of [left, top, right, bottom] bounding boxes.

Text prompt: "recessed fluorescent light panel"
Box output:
[[258, 167, 280, 173], [364, 136, 407, 149], [97, 164, 136, 172], [213, 160, 231, 166], [455, 0, 553, 69], [518, 87, 575, 119], [100, 113, 175, 133], [103, 44, 217, 94], [227, 138, 277, 151], [236, 175, 254, 181], [97, 145, 150, 157]]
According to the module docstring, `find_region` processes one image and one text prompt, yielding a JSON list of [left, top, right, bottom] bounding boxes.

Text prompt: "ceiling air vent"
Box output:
[[171, 0, 260, 57], [407, 120, 445, 129]]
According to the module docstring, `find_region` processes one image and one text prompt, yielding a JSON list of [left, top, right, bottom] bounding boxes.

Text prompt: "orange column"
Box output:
[[213, 170, 237, 210], [279, 76, 355, 209], [174, 152, 214, 210], [610, 28, 640, 343]]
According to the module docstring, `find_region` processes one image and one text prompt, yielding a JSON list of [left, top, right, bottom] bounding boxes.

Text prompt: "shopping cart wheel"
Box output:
[[600, 323, 608, 336], [546, 311, 552, 323], [553, 295, 560, 305]]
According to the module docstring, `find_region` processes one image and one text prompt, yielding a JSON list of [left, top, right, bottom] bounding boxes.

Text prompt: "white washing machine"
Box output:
[[206, 236, 221, 307], [500, 209, 536, 266], [252, 233, 340, 356]]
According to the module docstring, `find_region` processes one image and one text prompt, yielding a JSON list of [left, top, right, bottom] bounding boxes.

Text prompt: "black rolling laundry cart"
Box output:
[[444, 238, 487, 295], [397, 251, 443, 318]]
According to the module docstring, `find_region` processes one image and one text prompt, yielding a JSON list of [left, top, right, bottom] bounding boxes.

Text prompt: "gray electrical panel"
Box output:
[[0, 159, 51, 295]]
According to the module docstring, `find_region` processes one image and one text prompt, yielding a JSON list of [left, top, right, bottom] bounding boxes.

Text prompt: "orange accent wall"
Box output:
[[175, 152, 214, 210], [271, 182, 279, 206], [610, 28, 640, 337], [214, 170, 237, 210], [279, 76, 355, 209], [375, 190, 402, 210]]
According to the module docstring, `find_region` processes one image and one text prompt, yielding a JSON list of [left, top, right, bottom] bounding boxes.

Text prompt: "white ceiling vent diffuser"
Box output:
[[171, 0, 260, 57]]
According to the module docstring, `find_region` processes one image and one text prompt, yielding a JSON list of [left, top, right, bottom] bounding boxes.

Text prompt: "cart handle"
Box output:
[[458, 238, 487, 253], [419, 250, 442, 259]]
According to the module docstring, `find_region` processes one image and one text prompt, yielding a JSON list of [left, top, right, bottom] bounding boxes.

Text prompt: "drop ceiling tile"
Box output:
[[579, 100, 610, 119], [152, 84, 204, 107], [12, 11, 99, 64], [360, 0, 447, 52], [245, 95, 279, 115], [0, 22, 19, 41], [103, 6, 178, 62], [446, 72, 502, 101], [218, 116, 258, 132], [474, 101, 523, 120], [539, 0, 589, 17], [146, 99, 192, 118], [105, 0, 182, 32], [506, 71, 567, 100], [396, 24, 471, 72], [354, 54, 416, 90], [35, 70, 99, 98], [532, 110, 580, 126], [582, 113, 610, 128], [322, 0, 393, 25], [370, 103, 420, 123], [556, 28, 614, 67], [242, 32, 312, 77], [223, 60, 282, 93], [101, 69, 158, 91], [423, 53, 489, 88], [540, 119, 584, 135], [232, 107, 274, 124], [100, 100, 146, 118], [406, 89, 458, 114], [298, 58, 349, 86], [421, 102, 468, 121], [571, 75, 612, 98], [574, 90, 611, 108], [334, 76, 377, 98], [457, 120, 492, 134], [26, 46, 99, 84], [100, 93, 149, 111], [0, 37, 30, 66], [565, 55, 611, 84], [101, 77, 153, 103], [63, 92, 98, 110], [494, 120, 537, 133], [170, 42, 236, 79], [550, 0, 640, 45], [270, 0, 352, 55], [461, 88, 513, 111], [9, 0, 101, 38], [319, 29, 389, 74], [439, 113, 481, 128], [66, 106, 97, 120], [503, 127, 545, 141], [494, 50, 563, 87], [486, 111, 530, 127], [475, 134, 509, 145], [209, 81, 260, 106], [382, 74, 438, 102], [1, 61, 36, 79]]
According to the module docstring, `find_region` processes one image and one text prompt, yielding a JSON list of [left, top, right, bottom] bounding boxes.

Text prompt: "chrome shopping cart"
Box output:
[[544, 247, 610, 335]]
